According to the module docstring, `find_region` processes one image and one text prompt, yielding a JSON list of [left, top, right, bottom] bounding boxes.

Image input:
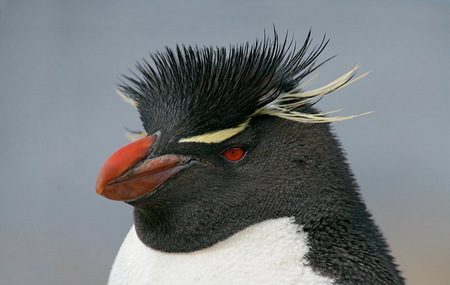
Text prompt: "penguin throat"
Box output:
[[109, 218, 334, 284], [132, 207, 271, 253]]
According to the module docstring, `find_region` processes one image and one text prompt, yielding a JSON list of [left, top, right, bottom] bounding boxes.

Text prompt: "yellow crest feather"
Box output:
[[117, 89, 138, 108], [259, 66, 372, 123], [121, 67, 371, 143]]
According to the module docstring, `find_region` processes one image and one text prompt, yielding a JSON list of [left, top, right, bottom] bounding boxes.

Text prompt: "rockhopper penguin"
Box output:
[[96, 32, 404, 284]]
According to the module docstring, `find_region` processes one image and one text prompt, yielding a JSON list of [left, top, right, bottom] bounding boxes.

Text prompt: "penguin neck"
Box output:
[[131, 186, 404, 284], [110, 218, 334, 285], [132, 199, 275, 253]]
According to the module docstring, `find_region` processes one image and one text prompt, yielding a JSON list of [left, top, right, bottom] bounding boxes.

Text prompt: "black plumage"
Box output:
[[110, 31, 404, 284], [120, 31, 328, 141]]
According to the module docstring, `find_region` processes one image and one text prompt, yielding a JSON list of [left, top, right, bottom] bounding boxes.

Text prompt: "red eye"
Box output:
[[222, 147, 246, 162]]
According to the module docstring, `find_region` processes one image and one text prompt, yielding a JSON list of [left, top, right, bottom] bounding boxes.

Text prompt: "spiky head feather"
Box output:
[[120, 31, 366, 141]]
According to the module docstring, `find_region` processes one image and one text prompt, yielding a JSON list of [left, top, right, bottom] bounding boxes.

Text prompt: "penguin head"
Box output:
[[96, 31, 367, 252]]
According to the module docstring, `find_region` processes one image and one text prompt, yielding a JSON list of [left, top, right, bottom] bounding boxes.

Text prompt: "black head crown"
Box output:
[[119, 31, 364, 141]]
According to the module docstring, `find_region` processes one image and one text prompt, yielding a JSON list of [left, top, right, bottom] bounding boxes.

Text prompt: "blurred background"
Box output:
[[1, 0, 449, 284]]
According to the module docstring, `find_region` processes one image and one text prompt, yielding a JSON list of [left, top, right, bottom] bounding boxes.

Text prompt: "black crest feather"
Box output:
[[120, 30, 329, 139]]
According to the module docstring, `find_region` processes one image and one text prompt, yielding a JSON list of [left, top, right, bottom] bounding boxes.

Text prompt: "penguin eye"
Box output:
[[222, 147, 246, 162]]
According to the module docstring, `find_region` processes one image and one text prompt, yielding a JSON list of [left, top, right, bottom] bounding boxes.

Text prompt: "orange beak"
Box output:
[[96, 134, 191, 201]]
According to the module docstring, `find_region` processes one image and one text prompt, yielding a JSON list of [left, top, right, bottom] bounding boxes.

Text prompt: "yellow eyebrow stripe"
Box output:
[[178, 120, 250, 144]]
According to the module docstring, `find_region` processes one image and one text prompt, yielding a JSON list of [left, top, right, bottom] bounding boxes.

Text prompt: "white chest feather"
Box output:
[[108, 217, 333, 285]]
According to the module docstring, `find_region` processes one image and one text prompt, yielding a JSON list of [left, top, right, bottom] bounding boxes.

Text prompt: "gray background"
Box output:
[[1, 0, 449, 284]]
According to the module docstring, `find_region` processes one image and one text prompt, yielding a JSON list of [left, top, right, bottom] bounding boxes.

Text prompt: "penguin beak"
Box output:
[[96, 134, 192, 201]]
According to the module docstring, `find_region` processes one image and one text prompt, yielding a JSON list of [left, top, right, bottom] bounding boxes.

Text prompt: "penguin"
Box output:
[[96, 31, 404, 284]]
